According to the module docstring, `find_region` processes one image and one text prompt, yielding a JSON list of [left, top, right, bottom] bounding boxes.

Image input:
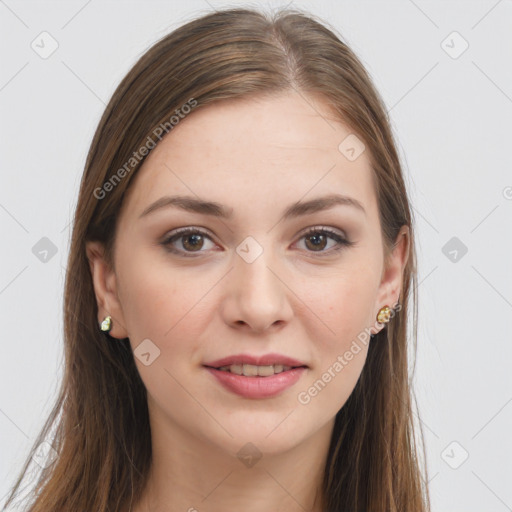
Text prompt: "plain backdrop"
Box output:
[[1, 1, 511, 511]]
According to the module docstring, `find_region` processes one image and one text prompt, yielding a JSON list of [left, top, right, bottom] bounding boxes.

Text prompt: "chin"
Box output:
[[211, 419, 307, 458]]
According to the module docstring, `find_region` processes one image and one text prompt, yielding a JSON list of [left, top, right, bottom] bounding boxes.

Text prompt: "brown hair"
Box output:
[[3, 7, 430, 512]]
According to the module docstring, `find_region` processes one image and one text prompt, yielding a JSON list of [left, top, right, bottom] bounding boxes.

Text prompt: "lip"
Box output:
[[203, 352, 308, 368], [204, 366, 307, 399]]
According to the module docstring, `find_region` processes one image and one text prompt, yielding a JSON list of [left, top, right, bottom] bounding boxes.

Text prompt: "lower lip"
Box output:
[[204, 366, 307, 399]]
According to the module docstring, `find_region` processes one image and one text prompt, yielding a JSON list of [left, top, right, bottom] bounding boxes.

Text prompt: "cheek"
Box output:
[[116, 252, 216, 356], [292, 261, 378, 414], [298, 263, 379, 347], [295, 273, 374, 417], [117, 261, 212, 404]]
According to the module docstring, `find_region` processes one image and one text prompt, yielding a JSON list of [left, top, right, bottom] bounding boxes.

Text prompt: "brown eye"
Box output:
[[181, 233, 205, 251], [304, 232, 329, 251], [161, 228, 215, 257], [161, 226, 355, 258], [297, 227, 355, 256]]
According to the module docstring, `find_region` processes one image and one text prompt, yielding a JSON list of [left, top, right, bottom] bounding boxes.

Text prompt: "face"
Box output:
[[87, 90, 409, 458]]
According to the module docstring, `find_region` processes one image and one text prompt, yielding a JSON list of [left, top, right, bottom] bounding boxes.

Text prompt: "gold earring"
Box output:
[[100, 315, 112, 333], [376, 306, 392, 324]]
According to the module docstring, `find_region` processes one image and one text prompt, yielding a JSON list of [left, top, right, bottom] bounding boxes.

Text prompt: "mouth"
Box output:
[[203, 363, 307, 377], [202, 363, 308, 399], [203, 353, 308, 372]]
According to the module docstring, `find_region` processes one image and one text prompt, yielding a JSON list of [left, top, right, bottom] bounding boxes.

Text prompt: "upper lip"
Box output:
[[203, 353, 308, 369]]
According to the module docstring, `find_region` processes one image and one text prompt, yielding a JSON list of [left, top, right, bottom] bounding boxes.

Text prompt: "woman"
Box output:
[[4, 7, 431, 512]]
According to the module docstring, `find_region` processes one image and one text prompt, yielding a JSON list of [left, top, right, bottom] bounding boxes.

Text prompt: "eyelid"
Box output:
[[163, 225, 216, 241], [299, 225, 347, 239]]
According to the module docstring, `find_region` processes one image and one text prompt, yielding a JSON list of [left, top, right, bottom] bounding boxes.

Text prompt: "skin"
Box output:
[[86, 90, 409, 512]]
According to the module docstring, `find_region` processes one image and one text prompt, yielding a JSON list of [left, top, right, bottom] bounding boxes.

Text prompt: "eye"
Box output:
[[295, 226, 355, 256], [160, 226, 355, 258], [161, 227, 216, 257]]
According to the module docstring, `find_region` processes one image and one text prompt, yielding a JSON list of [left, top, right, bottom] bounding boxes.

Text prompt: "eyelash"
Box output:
[[160, 226, 355, 258]]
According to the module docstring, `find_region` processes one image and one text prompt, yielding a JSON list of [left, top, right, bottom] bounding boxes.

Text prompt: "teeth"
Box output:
[[229, 364, 243, 375], [217, 363, 293, 376]]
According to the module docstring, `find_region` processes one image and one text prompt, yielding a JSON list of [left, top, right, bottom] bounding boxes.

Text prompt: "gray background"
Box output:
[[1, 1, 511, 510]]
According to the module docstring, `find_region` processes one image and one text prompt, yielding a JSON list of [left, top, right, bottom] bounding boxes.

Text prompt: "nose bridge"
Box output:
[[234, 234, 281, 298], [225, 234, 292, 330]]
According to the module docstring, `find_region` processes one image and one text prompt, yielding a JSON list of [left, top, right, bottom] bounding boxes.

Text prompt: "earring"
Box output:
[[376, 305, 392, 324], [100, 315, 112, 333]]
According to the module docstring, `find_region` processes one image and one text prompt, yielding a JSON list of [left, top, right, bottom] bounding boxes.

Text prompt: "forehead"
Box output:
[[120, 91, 377, 223]]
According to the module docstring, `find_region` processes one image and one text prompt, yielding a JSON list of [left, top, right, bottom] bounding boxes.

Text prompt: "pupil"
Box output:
[[307, 234, 326, 251], [184, 234, 202, 251]]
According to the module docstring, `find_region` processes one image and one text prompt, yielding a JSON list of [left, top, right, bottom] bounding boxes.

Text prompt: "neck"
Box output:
[[132, 410, 333, 512]]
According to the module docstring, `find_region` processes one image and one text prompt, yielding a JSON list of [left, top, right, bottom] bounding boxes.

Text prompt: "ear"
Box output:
[[85, 240, 129, 339], [372, 225, 410, 335]]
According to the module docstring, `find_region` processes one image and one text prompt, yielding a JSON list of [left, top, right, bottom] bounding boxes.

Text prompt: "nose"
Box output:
[[220, 246, 293, 334]]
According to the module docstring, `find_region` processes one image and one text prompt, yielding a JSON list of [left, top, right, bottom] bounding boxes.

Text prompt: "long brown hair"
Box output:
[[3, 7, 430, 511]]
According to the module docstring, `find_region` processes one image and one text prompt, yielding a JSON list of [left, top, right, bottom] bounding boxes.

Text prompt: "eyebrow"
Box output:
[[138, 193, 366, 220]]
